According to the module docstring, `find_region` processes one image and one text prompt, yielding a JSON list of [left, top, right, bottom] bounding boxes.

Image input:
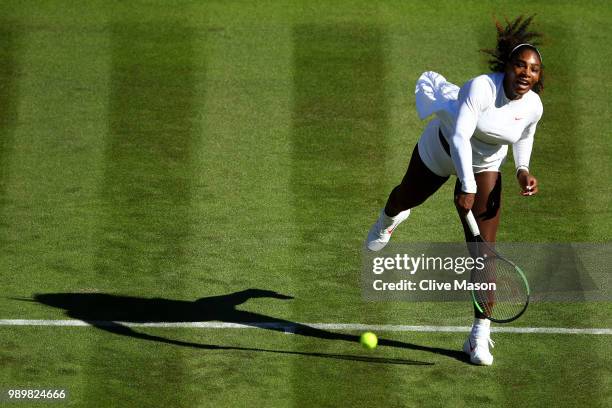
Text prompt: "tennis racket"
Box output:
[[465, 211, 530, 323]]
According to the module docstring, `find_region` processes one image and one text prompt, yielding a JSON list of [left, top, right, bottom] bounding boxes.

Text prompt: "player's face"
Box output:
[[503, 49, 541, 100]]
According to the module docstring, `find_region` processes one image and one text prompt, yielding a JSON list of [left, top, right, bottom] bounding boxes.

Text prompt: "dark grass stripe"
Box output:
[[474, 18, 587, 241], [487, 23, 602, 407], [85, 22, 199, 407], [290, 23, 389, 261], [477, 26, 595, 401], [477, 20, 598, 404], [0, 22, 23, 395], [531, 23, 586, 239], [290, 24, 402, 407], [0, 24, 20, 236], [522, 24, 602, 407], [481, 21, 588, 243], [98, 23, 197, 284], [524, 24, 588, 298]]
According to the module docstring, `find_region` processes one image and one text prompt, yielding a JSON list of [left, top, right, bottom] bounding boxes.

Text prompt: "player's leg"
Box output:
[[384, 145, 451, 216], [366, 120, 452, 251], [366, 144, 449, 251], [457, 171, 502, 365], [456, 171, 502, 243]]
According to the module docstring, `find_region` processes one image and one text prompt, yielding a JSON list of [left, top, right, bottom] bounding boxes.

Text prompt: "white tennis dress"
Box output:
[[414, 71, 543, 193]]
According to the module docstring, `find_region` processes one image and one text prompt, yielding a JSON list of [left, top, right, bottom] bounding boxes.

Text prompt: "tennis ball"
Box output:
[[360, 332, 378, 349]]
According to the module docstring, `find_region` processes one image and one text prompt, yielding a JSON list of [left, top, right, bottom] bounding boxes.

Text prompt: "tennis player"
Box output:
[[365, 16, 544, 365]]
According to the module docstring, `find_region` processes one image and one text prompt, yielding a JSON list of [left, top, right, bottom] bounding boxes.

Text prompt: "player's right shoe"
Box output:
[[463, 334, 495, 366], [365, 209, 410, 251]]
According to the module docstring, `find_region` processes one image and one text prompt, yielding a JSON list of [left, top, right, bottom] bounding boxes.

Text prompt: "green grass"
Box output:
[[0, 1, 611, 407]]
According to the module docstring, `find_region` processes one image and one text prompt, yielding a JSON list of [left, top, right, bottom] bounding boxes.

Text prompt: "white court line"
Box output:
[[0, 319, 611, 334]]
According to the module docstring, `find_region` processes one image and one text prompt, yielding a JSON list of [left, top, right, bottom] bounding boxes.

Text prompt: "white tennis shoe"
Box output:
[[463, 334, 495, 366], [365, 209, 411, 251]]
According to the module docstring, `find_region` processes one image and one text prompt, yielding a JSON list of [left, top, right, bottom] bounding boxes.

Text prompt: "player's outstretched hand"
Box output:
[[517, 170, 538, 196]]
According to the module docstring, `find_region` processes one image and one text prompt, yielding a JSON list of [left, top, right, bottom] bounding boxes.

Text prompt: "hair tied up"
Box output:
[[481, 15, 544, 93]]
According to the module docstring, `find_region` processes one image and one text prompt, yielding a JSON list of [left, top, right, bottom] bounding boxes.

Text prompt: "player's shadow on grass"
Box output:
[[27, 289, 468, 365]]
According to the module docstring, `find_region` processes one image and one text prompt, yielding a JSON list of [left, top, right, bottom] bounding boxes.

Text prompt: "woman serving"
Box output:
[[365, 16, 544, 365]]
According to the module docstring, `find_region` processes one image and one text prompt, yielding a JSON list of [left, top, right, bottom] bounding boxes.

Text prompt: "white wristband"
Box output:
[[516, 166, 529, 176]]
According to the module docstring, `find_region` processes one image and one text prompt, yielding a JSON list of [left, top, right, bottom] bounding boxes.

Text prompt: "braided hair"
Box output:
[[481, 15, 544, 93]]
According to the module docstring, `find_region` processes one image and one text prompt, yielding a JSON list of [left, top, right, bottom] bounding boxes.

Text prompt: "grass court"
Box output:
[[1, 1, 610, 406]]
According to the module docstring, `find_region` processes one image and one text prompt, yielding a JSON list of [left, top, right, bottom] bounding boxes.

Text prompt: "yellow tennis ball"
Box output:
[[360, 332, 378, 349]]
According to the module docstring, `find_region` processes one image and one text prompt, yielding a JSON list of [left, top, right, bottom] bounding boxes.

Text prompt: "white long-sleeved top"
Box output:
[[415, 72, 543, 193]]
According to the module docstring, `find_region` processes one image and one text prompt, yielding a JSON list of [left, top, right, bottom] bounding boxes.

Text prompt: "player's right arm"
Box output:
[[450, 76, 495, 212]]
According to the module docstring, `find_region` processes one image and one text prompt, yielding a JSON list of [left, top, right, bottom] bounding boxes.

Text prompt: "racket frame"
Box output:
[[465, 211, 530, 323]]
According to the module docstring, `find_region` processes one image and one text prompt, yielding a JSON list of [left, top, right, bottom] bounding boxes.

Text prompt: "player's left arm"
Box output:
[[516, 167, 538, 196], [513, 101, 543, 196]]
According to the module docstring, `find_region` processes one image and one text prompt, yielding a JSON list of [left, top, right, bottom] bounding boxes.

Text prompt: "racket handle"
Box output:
[[465, 211, 480, 237]]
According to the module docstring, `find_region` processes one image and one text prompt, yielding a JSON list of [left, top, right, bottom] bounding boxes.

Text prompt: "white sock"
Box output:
[[381, 209, 410, 229], [471, 318, 491, 338]]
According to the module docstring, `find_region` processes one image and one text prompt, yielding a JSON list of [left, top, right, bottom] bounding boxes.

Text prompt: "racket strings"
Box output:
[[471, 251, 528, 322]]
